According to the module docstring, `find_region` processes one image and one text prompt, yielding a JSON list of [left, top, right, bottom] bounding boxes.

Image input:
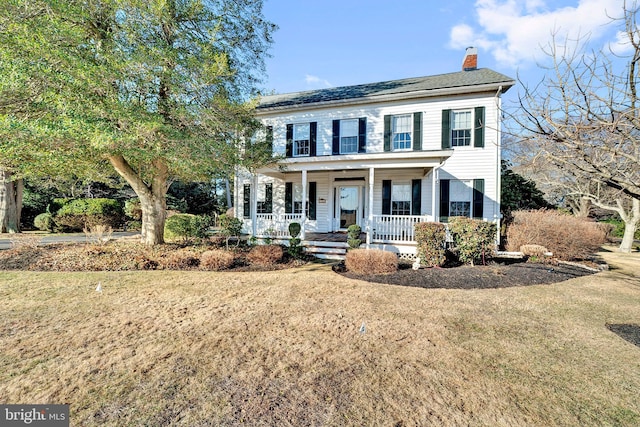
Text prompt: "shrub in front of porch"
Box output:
[[414, 222, 447, 267], [345, 249, 398, 274], [201, 250, 236, 271], [449, 217, 496, 266], [347, 224, 362, 249], [247, 244, 283, 267]]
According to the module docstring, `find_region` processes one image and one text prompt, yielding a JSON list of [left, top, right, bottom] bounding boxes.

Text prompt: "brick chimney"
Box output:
[[462, 47, 478, 71]]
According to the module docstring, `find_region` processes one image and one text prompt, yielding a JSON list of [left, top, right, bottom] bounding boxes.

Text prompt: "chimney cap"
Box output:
[[462, 47, 478, 71]]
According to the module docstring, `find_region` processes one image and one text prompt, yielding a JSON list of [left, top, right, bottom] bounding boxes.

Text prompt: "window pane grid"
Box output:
[[341, 136, 358, 153]]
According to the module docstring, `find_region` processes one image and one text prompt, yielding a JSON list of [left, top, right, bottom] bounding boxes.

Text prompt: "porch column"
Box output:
[[301, 170, 307, 240], [432, 167, 438, 222], [367, 167, 374, 246], [251, 174, 258, 237]]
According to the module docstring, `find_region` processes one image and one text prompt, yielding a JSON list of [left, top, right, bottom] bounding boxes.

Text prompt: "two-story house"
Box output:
[[234, 48, 515, 257]]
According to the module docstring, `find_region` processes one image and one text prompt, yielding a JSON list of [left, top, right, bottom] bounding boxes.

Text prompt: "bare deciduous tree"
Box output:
[[506, 1, 640, 252]]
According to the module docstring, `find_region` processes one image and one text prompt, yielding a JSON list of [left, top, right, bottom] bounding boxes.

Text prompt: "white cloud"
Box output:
[[449, 0, 623, 69], [304, 74, 332, 89]]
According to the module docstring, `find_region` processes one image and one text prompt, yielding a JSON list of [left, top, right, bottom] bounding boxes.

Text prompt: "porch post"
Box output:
[[432, 167, 438, 222], [367, 167, 374, 246], [301, 170, 307, 240], [251, 174, 258, 237]]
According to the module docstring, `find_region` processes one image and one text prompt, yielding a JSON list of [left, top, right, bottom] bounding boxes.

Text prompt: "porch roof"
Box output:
[[256, 149, 453, 176]]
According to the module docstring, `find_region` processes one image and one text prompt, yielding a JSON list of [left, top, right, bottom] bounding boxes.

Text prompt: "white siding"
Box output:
[[239, 89, 503, 236]]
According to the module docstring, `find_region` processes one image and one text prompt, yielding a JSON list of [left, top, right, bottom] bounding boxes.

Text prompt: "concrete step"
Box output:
[[303, 243, 347, 260], [313, 253, 346, 261], [303, 240, 349, 248]]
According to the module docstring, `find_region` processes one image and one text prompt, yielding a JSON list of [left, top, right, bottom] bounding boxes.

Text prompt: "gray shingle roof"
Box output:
[[257, 68, 515, 111]]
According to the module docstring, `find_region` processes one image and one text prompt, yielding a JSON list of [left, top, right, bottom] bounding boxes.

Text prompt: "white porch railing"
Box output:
[[370, 215, 432, 243], [255, 213, 304, 237]]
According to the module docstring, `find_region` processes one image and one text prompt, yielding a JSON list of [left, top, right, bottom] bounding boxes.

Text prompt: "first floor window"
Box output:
[[256, 183, 273, 214], [294, 123, 310, 156], [340, 119, 358, 154], [391, 183, 411, 215], [451, 110, 472, 147], [449, 180, 472, 217], [392, 114, 412, 150]]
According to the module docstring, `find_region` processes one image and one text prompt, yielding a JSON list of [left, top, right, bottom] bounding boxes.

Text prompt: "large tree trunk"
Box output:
[[0, 170, 23, 233], [108, 155, 168, 245], [619, 199, 640, 253]]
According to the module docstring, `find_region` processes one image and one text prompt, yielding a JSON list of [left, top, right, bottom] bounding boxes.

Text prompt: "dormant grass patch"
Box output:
[[0, 250, 639, 425]]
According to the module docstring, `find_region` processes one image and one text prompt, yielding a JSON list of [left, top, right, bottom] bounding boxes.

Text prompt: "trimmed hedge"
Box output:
[[54, 198, 124, 231], [449, 217, 496, 265], [414, 222, 447, 267], [164, 214, 211, 242], [345, 249, 398, 274]]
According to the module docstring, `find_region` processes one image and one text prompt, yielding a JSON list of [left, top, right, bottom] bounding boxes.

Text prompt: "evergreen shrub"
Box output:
[[414, 222, 447, 267]]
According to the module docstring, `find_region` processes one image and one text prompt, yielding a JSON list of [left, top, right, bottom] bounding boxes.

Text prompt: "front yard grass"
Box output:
[[0, 249, 639, 426]]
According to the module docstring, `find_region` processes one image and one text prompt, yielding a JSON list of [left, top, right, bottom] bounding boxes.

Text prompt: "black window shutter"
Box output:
[[473, 178, 484, 218], [413, 112, 422, 151], [382, 180, 392, 215], [332, 120, 340, 155], [383, 115, 391, 152], [265, 183, 273, 214], [358, 117, 367, 153], [308, 182, 317, 220], [243, 184, 251, 218], [441, 110, 451, 149], [474, 106, 485, 148], [439, 179, 450, 222], [412, 179, 422, 215], [309, 122, 317, 156], [266, 126, 273, 153], [285, 182, 292, 214], [285, 124, 293, 157]]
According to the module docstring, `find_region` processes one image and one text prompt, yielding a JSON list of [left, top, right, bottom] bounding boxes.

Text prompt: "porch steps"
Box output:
[[303, 240, 348, 261]]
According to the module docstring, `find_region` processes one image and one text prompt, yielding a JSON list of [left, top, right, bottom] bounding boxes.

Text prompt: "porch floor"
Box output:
[[304, 232, 365, 243]]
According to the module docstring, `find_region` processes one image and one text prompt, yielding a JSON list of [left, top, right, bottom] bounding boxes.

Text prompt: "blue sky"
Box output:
[[261, 0, 628, 104]]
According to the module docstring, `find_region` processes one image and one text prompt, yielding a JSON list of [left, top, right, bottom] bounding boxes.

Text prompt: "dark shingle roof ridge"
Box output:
[[258, 68, 515, 110]]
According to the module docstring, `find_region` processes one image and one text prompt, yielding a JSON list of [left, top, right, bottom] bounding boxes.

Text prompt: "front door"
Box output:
[[337, 186, 360, 230]]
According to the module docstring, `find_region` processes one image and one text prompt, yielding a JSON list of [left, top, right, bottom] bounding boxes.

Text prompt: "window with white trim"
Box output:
[[340, 119, 358, 154], [256, 183, 272, 214], [451, 110, 472, 147], [391, 183, 411, 215], [450, 180, 472, 217], [291, 183, 312, 214], [392, 114, 412, 150], [294, 123, 310, 156]]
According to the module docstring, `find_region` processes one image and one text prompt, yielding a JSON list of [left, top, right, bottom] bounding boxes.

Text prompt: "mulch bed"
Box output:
[[337, 261, 599, 289]]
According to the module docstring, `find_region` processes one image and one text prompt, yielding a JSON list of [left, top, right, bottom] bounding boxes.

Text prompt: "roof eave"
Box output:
[[256, 80, 516, 115]]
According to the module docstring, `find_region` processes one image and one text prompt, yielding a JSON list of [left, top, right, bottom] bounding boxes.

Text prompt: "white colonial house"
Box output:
[[234, 48, 515, 257]]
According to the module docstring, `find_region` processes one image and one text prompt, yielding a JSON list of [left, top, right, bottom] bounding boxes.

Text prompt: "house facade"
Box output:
[[234, 48, 515, 255]]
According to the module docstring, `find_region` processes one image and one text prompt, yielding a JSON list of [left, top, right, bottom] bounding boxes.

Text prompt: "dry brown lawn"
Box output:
[[0, 247, 639, 426]]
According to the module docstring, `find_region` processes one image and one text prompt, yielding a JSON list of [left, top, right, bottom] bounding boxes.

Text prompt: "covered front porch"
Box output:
[[253, 213, 431, 245], [239, 150, 452, 252]]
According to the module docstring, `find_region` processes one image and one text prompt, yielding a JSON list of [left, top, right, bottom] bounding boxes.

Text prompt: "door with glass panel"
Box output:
[[337, 186, 360, 230]]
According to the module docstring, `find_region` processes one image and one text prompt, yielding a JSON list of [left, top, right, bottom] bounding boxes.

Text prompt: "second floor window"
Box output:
[[392, 115, 412, 150], [340, 119, 358, 154], [294, 124, 310, 156], [451, 110, 472, 146]]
